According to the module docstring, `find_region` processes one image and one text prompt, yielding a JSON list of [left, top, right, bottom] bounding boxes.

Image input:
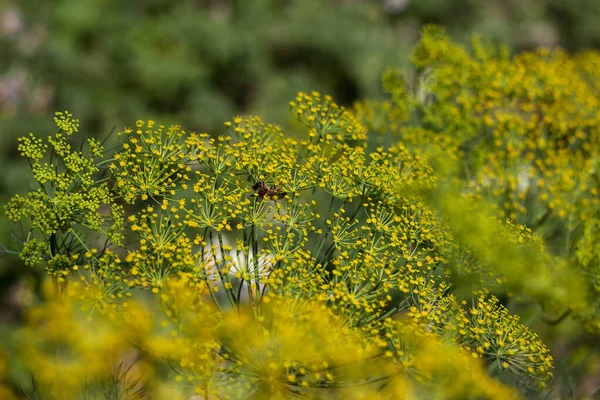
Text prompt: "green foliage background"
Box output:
[[3, 0, 600, 188]]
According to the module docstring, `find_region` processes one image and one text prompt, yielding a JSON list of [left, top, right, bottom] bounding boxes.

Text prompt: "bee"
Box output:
[[252, 181, 287, 200]]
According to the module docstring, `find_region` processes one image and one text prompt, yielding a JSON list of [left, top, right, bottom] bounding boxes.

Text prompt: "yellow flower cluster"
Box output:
[[290, 91, 367, 143], [463, 296, 553, 385], [110, 120, 192, 203], [357, 26, 600, 332], [12, 27, 600, 397], [11, 279, 524, 399], [8, 91, 548, 397]]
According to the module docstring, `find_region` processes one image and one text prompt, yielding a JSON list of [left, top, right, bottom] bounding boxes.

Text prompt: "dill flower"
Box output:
[[17, 285, 128, 399], [462, 296, 553, 387], [290, 91, 367, 144], [110, 122, 192, 203]]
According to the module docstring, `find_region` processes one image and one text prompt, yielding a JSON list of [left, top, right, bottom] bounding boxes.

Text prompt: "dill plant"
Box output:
[[2, 26, 599, 399], [356, 25, 599, 328]]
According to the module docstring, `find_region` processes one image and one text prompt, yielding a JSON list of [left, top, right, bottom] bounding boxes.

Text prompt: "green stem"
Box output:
[[200, 228, 224, 314], [96, 158, 115, 167], [242, 226, 255, 307], [236, 277, 245, 311], [260, 229, 290, 299], [50, 233, 58, 257], [217, 231, 237, 305], [69, 229, 94, 259], [209, 229, 236, 309], [252, 225, 261, 304], [543, 309, 571, 326]]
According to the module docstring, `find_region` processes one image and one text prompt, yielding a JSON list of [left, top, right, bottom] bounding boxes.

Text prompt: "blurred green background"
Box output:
[[2, 0, 600, 315]]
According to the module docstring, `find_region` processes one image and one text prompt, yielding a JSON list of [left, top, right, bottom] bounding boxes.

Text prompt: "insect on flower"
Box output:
[[252, 181, 287, 200]]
